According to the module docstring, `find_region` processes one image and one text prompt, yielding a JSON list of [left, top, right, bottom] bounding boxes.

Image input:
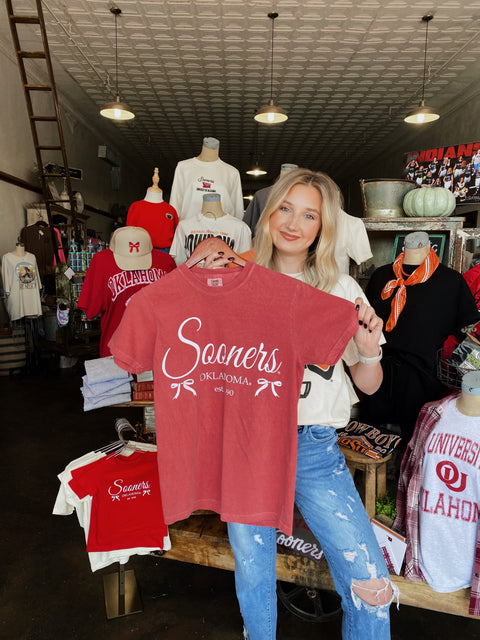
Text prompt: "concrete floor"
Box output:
[[1, 359, 480, 640]]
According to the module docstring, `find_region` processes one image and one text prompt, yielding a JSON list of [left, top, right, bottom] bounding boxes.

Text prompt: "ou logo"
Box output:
[[436, 461, 467, 493]]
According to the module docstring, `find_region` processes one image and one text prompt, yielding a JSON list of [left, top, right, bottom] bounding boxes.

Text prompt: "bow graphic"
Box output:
[[255, 378, 282, 398], [171, 379, 197, 399], [129, 241, 140, 253], [111, 495, 120, 501]]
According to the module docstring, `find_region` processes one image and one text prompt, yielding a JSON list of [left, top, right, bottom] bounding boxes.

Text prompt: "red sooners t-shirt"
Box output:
[[77, 249, 175, 357], [109, 262, 358, 534], [69, 451, 168, 552]]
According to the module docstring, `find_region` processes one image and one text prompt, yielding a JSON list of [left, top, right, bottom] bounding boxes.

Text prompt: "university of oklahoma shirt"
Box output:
[[109, 262, 357, 534]]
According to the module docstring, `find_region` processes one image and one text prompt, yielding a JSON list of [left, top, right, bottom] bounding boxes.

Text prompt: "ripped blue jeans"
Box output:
[[227, 425, 393, 640]]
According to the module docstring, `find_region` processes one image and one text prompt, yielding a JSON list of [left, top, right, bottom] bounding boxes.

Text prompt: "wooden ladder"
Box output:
[[5, 0, 80, 253]]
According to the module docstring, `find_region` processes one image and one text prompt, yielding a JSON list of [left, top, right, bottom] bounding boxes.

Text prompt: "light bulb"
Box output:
[[267, 112, 275, 123], [114, 108, 122, 118]]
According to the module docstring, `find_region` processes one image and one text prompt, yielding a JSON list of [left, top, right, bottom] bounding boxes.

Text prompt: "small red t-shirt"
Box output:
[[69, 451, 168, 552]]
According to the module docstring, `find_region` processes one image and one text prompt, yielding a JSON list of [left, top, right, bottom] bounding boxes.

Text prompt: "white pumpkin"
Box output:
[[403, 186, 456, 217]]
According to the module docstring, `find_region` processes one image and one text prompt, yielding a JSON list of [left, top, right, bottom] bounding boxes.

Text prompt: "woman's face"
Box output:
[[269, 183, 322, 261]]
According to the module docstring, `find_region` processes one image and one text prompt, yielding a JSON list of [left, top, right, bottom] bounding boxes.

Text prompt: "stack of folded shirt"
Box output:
[[81, 356, 132, 411]]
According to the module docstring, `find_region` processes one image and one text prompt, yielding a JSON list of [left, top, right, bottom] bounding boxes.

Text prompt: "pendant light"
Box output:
[[404, 15, 439, 124], [254, 12, 288, 124], [100, 7, 135, 121], [246, 125, 267, 176]]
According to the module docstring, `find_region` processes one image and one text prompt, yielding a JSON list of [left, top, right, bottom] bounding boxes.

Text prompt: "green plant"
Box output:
[[375, 492, 397, 520]]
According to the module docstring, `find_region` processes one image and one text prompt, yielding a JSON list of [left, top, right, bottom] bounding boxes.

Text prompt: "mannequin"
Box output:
[[403, 231, 430, 265], [12, 241, 26, 257], [144, 167, 163, 204], [169, 193, 252, 266], [456, 370, 480, 416], [358, 230, 479, 441], [126, 168, 178, 251], [169, 137, 244, 220], [201, 193, 226, 219], [196, 137, 220, 163], [415, 370, 480, 593], [394, 370, 480, 604]]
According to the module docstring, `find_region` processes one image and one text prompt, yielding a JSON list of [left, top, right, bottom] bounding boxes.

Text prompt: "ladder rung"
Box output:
[[19, 51, 46, 59], [31, 116, 58, 121], [26, 84, 52, 91], [10, 16, 41, 24], [38, 146, 62, 151]]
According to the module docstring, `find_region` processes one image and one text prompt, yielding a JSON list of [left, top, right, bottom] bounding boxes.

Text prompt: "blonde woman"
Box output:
[[212, 168, 395, 639]]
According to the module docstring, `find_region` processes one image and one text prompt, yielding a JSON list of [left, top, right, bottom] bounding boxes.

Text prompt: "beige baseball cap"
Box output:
[[110, 226, 153, 271]]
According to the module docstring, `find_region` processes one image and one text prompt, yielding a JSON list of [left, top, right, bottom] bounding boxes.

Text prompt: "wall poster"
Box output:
[[403, 141, 480, 206]]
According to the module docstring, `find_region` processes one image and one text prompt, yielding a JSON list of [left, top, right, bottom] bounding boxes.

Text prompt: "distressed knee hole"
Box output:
[[351, 577, 393, 606]]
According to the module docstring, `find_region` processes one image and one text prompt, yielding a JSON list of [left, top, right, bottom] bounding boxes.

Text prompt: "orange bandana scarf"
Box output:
[[381, 247, 440, 332]]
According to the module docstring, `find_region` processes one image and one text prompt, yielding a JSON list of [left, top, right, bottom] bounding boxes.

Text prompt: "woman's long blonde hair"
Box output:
[[253, 168, 341, 292]]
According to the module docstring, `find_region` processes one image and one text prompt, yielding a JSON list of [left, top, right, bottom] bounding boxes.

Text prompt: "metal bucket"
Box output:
[[360, 178, 415, 218]]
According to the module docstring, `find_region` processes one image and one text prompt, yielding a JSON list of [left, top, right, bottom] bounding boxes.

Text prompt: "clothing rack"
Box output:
[[103, 563, 142, 619], [100, 418, 150, 618]]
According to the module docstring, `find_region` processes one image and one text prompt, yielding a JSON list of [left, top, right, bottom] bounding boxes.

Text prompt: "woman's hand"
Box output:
[[201, 251, 232, 269], [353, 297, 383, 359], [348, 297, 383, 395]]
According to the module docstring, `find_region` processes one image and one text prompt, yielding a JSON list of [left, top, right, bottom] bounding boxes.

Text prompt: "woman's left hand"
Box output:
[[353, 297, 383, 358]]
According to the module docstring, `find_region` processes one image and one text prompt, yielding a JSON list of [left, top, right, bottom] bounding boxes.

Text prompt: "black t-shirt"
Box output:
[[365, 262, 479, 375]]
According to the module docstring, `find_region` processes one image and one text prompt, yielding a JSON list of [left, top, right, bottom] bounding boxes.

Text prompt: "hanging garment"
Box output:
[[109, 261, 358, 535], [1, 252, 43, 321]]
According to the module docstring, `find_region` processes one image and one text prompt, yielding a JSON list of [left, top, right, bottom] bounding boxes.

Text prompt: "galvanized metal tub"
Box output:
[[360, 178, 415, 218]]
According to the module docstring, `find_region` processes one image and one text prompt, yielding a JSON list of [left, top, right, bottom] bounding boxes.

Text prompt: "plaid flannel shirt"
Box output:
[[393, 391, 480, 616]]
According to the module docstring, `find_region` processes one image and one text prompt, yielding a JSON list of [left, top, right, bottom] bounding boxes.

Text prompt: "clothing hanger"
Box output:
[[185, 237, 246, 268]]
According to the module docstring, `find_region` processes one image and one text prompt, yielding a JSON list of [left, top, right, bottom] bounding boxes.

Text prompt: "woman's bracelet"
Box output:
[[358, 346, 382, 365]]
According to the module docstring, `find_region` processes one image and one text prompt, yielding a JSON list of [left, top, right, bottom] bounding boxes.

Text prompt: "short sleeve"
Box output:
[[77, 252, 106, 318], [68, 458, 102, 500], [292, 282, 358, 367], [108, 287, 157, 373]]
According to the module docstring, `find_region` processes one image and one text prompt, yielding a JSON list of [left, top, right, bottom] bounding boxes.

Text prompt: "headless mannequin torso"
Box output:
[[201, 193, 226, 219], [12, 242, 26, 257], [456, 371, 480, 416], [197, 137, 220, 163], [144, 167, 164, 204], [403, 231, 431, 266]]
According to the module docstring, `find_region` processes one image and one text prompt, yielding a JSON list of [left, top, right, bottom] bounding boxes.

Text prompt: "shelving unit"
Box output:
[[363, 217, 465, 270]]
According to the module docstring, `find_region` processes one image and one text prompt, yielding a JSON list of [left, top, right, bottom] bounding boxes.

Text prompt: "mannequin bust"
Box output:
[[12, 241, 26, 257], [404, 231, 431, 265], [280, 163, 298, 174], [456, 371, 480, 416], [197, 137, 220, 163], [201, 193, 226, 219], [144, 167, 164, 203]]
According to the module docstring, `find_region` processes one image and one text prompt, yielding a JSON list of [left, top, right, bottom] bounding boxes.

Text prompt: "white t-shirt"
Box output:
[[1, 251, 43, 321], [335, 210, 372, 274], [419, 398, 480, 592], [291, 273, 381, 429], [169, 212, 252, 265], [170, 157, 244, 221]]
